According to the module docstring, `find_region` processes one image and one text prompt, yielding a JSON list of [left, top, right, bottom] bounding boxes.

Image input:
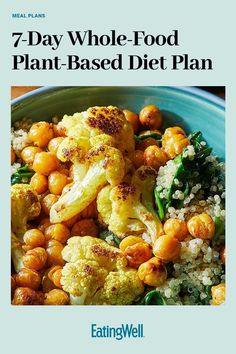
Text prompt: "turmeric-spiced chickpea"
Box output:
[[23, 229, 46, 248], [38, 218, 52, 233], [220, 246, 225, 264], [119, 236, 143, 252], [123, 242, 152, 268], [33, 152, 59, 176], [164, 218, 189, 241], [48, 137, 64, 155], [71, 219, 98, 237], [62, 213, 80, 228], [79, 200, 98, 219], [143, 145, 168, 170], [136, 137, 158, 151], [44, 289, 69, 305], [132, 150, 144, 169], [138, 257, 167, 286], [211, 283, 225, 305], [48, 265, 63, 288], [11, 147, 16, 164], [28, 121, 54, 148], [22, 247, 47, 271], [162, 127, 189, 159], [153, 234, 181, 262], [11, 276, 16, 296], [187, 213, 215, 240], [15, 268, 41, 290], [21, 146, 42, 165], [41, 194, 59, 215], [48, 171, 69, 195], [12, 287, 44, 305], [41, 270, 57, 293], [45, 223, 70, 243], [123, 109, 140, 133], [139, 105, 163, 129], [30, 173, 48, 194], [53, 123, 66, 137], [46, 240, 64, 266]]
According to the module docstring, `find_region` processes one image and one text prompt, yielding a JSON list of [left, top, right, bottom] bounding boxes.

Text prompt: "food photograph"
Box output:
[[10, 86, 225, 306]]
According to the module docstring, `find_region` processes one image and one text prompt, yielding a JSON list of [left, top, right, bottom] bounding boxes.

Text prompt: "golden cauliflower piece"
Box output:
[[97, 166, 163, 243], [61, 236, 144, 305], [50, 145, 125, 223], [11, 184, 41, 238], [11, 232, 25, 272], [58, 106, 135, 157]]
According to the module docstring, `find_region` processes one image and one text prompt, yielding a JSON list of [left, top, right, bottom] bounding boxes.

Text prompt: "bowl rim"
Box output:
[[11, 86, 225, 110]]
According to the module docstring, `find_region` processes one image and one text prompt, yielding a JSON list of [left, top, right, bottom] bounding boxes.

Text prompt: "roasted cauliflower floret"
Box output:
[[11, 184, 41, 238], [50, 145, 125, 223], [58, 106, 135, 157], [61, 236, 144, 305], [93, 268, 144, 305], [98, 166, 163, 243]]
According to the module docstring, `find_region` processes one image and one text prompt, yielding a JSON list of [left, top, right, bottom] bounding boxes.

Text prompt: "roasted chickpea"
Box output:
[[48, 137, 64, 155], [153, 234, 181, 262], [144, 145, 168, 170], [11, 276, 16, 296], [21, 146, 42, 165], [15, 268, 41, 290], [132, 150, 144, 169], [123, 109, 140, 133], [162, 127, 189, 159], [46, 240, 64, 266], [78, 200, 98, 219], [23, 229, 46, 248], [139, 104, 163, 129], [33, 151, 59, 176], [220, 246, 225, 264], [22, 247, 47, 271], [48, 265, 63, 288], [38, 218, 52, 233], [45, 223, 70, 243], [41, 194, 59, 215], [11, 147, 16, 164], [53, 123, 66, 137], [119, 236, 143, 252], [138, 257, 167, 286], [12, 287, 44, 305], [71, 219, 98, 237], [187, 213, 215, 240], [62, 213, 80, 228], [42, 270, 57, 292], [164, 218, 189, 241], [123, 242, 152, 268], [211, 283, 225, 305], [28, 121, 54, 148], [44, 289, 69, 305], [30, 173, 48, 194], [136, 137, 158, 151], [48, 171, 69, 195]]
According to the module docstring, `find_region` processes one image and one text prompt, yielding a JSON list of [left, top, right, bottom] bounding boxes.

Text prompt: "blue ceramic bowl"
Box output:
[[11, 86, 225, 159]]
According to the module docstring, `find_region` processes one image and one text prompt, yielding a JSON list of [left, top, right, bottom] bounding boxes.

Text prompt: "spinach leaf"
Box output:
[[201, 285, 212, 305], [11, 165, 34, 185], [214, 216, 225, 242], [154, 188, 166, 221], [99, 229, 121, 246], [140, 290, 166, 305], [134, 132, 162, 142], [154, 131, 216, 220]]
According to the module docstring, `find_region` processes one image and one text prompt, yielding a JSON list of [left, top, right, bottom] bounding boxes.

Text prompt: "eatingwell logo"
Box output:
[[91, 323, 144, 340]]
